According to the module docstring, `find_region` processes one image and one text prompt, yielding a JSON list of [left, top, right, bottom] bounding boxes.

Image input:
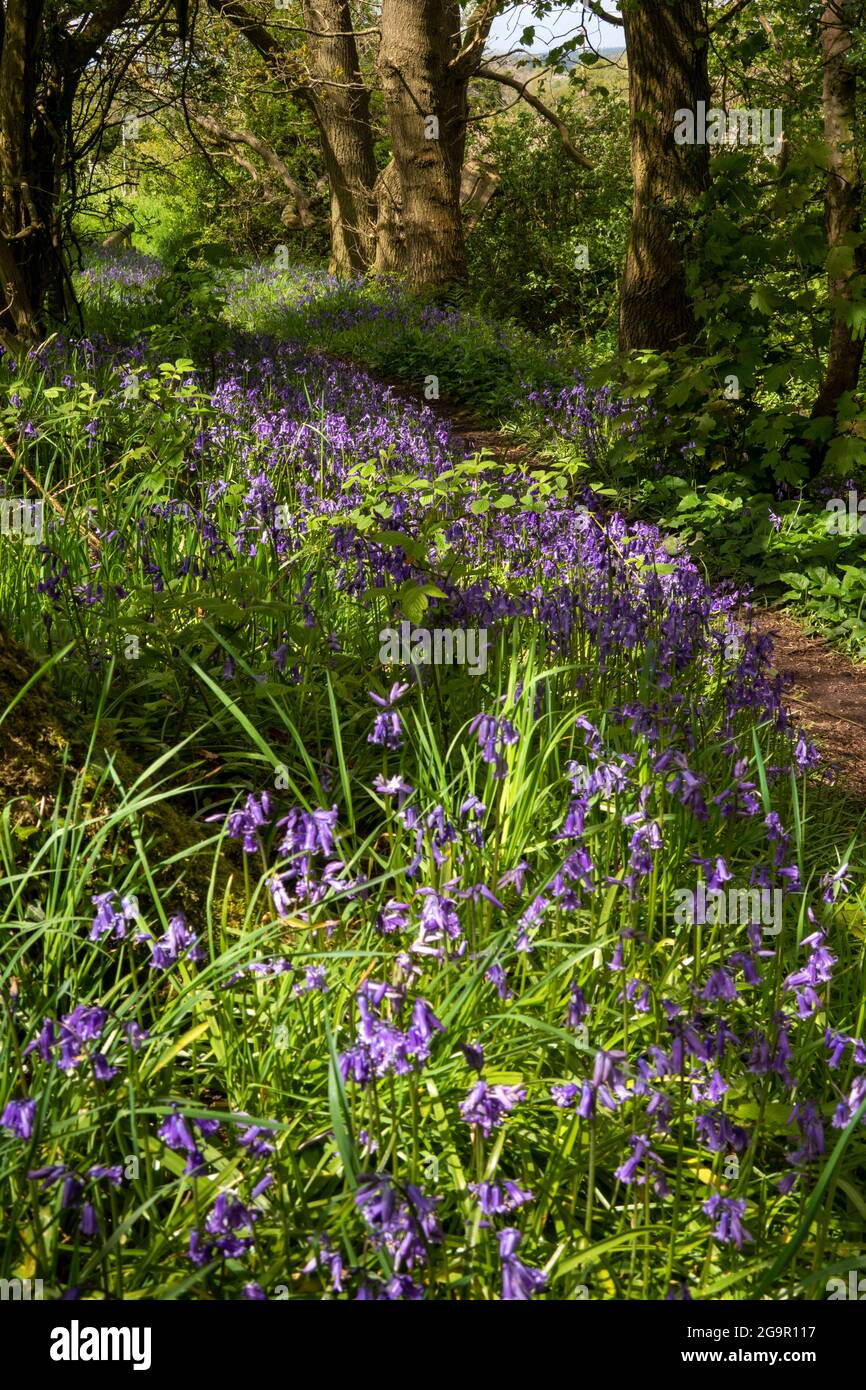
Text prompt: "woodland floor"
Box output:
[[327, 358, 866, 804], [753, 609, 866, 802], [5, 359, 866, 812], [426, 389, 866, 806]]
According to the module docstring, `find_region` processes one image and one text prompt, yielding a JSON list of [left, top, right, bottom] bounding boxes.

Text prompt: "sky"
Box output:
[[487, 3, 623, 56]]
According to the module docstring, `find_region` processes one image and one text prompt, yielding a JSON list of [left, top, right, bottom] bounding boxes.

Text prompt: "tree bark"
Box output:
[[0, 0, 50, 348], [618, 0, 711, 351], [207, 0, 378, 274], [299, 0, 378, 274], [0, 1, 137, 352], [375, 0, 468, 289], [810, 0, 865, 431], [102, 223, 135, 247]]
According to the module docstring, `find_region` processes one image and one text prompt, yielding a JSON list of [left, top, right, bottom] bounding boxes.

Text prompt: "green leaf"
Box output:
[[398, 581, 430, 624], [325, 1016, 357, 1189]]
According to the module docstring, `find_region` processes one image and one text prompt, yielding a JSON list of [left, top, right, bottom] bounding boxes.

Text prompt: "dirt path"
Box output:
[[328, 354, 866, 802], [317, 348, 532, 466], [442, 407, 866, 802], [754, 609, 866, 801]]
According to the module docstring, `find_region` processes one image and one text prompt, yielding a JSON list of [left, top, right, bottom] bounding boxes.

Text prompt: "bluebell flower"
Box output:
[[90, 890, 138, 942], [471, 1180, 533, 1215], [703, 1194, 752, 1249], [1, 1098, 37, 1139], [497, 1228, 546, 1300], [460, 1081, 525, 1136]]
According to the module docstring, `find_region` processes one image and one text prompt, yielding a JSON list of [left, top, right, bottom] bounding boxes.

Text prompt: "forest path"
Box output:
[[752, 610, 866, 802], [317, 351, 866, 800], [399, 372, 866, 802]]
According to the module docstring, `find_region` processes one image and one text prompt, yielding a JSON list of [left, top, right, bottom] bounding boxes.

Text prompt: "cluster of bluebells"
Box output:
[[90, 890, 138, 941], [339, 982, 444, 1087], [89, 894, 204, 971], [1, 1097, 38, 1140], [460, 1080, 526, 1137], [74, 246, 165, 308], [468, 711, 520, 779], [3, 257, 864, 1301], [303, 1174, 445, 1300], [2, 1003, 126, 1150], [8, 317, 826, 831], [269, 804, 364, 913], [222, 792, 273, 854], [158, 1107, 223, 1177], [26, 1163, 125, 1238], [209, 795, 363, 921], [368, 682, 410, 750], [22, 1005, 129, 1082], [143, 914, 205, 971], [497, 1228, 547, 1300], [158, 1107, 278, 1178], [354, 1174, 442, 1290], [187, 1192, 263, 1269]]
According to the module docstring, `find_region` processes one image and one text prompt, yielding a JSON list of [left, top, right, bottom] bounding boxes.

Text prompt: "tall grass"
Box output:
[[0, 253, 864, 1301]]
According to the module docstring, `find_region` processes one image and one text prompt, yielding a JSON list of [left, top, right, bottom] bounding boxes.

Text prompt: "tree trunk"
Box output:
[[375, 0, 468, 289], [618, 0, 711, 351], [299, 0, 378, 275], [372, 158, 404, 275], [0, 1, 136, 353], [0, 0, 51, 348], [208, 0, 378, 275], [810, 0, 865, 432]]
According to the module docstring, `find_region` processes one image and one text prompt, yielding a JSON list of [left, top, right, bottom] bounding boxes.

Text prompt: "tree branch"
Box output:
[[453, 0, 502, 73], [205, 0, 285, 63], [708, 0, 754, 33], [69, 0, 138, 62], [475, 66, 595, 170], [581, 2, 624, 28], [189, 112, 316, 225], [267, 18, 380, 38]]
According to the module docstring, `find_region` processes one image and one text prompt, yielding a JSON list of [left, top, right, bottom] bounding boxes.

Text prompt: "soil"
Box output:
[[315, 347, 532, 465], [754, 608, 866, 802]]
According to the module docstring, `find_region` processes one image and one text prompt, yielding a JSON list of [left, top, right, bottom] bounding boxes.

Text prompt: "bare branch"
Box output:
[[205, 0, 286, 64], [475, 65, 595, 170], [580, 2, 624, 28], [69, 0, 138, 62], [266, 18, 380, 38], [190, 112, 316, 224]]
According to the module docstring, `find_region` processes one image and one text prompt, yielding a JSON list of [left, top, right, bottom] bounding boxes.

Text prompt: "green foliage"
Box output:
[[223, 264, 576, 421], [3, 301, 866, 1300], [466, 86, 630, 343]]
